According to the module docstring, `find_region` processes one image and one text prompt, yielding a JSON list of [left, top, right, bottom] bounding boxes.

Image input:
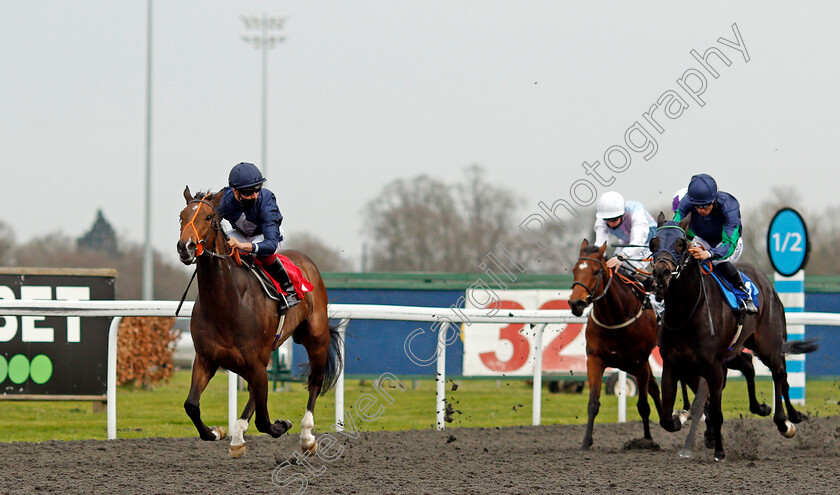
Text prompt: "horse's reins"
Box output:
[[176, 196, 233, 316], [571, 256, 612, 304], [573, 256, 646, 330], [183, 196, 229, 260], [654, 225, 705, 331]]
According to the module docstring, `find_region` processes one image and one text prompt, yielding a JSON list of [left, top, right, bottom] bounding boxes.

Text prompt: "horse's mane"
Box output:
[[583, 244, 601, 255], [193, 190, 215, 200]]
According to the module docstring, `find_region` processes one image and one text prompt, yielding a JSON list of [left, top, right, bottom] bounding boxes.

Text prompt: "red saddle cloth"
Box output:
[[255, 254, 314, 296]]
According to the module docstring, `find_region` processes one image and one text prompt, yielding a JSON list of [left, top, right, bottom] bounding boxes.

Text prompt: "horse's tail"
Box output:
[[782, 338, 819, 355], [295, 323, 343, 395], [319, 323, 344, 395]]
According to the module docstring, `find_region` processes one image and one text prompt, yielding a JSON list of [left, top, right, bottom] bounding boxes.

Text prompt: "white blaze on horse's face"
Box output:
[[578, 261, 589, 271]]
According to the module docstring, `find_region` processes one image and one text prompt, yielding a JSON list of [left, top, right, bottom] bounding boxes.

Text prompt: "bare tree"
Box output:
[[740, 187, 803, 273], [9, 232, 193, 300], [0, 222, 15, 264], [457, 164, 522, 267], [510, 207, 597, 275], [364, 174, 468, 271]]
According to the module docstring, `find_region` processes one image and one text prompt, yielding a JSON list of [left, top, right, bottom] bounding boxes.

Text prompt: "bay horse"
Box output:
[[176, 186, 342, 458], [650, 212, 817, 461], [569, 239, 662, 450]]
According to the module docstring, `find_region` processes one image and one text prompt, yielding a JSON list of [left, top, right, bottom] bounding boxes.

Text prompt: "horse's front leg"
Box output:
[[658, 362, 684, 432], [634, 363, 656, 441], [705, 366, 727, 461], [228, 397, 256, 458], [581, 355, 606, 450], [251, 366, 293, 439], [184, 355, 225, 441], [678, 377, 708, 458]]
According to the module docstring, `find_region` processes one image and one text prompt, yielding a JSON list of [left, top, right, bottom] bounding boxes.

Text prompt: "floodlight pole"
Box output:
[[241, 14, 285, 176], [142, 0, 154, 301]]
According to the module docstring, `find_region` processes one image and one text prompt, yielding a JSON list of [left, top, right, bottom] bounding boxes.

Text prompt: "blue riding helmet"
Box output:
[[228, 162, 267, 189], [686, 173, 718, 206]]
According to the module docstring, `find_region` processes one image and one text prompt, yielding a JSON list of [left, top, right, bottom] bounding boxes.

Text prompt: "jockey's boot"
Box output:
[[717, 261, 758, 314], [264, 257, 300, 310]]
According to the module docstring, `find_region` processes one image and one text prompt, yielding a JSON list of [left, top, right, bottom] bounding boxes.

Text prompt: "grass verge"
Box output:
[[1, 371, 838, 443]]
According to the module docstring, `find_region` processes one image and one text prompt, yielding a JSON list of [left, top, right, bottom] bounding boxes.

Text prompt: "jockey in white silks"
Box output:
[[593, 191, 656, 274]]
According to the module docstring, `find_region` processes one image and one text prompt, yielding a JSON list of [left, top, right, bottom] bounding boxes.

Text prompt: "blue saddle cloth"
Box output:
[[708, 268, 760, 311]]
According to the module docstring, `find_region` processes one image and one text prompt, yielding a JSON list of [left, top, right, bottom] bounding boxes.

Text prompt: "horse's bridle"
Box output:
[[183, 197, 227, 261], [571, 256, 613, 304], [652, 225, 707, 330], [652, 225, 691, 278]]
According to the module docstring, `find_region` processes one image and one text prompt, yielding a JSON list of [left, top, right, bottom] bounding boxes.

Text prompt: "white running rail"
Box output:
[[1, 300, 837, 438]]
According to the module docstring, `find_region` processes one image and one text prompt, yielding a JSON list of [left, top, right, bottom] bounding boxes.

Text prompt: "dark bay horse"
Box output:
[[176, 187, 341, 457], [569, 239, 662, 450], [650, 213, 816, 461]]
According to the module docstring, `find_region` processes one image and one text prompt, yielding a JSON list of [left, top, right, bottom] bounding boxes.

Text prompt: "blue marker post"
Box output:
[[767, 208, 810, 405], [775, 272, 805, 404]]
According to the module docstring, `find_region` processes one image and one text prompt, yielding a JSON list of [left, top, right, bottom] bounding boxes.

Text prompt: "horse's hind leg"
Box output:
[[581, 356, 605, 450], [766, 358, 800, 437], [298, 319, 331, 455], [184, 356, 225, 441], [726, 351, 771, 416]]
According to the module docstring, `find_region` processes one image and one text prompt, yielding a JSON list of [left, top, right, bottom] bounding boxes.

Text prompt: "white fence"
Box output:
[[1, 300, 838, 439]]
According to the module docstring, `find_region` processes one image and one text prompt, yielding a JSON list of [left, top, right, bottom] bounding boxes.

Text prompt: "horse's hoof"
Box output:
[[301, 440, 317, 456], [714, 453, 725, 462], [677, 448, 694, 459], [212, 426, 227, 441], [271, 419, 293, 438], [781, 420, 796, 438], [229, 443, 247, 458], [755, 404, 771, 417], [278, 419, 293, 434]]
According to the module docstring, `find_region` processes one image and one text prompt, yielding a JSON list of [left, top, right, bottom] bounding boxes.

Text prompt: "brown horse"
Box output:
[[568, 239, 662, 450], [176, 186, 341, 457]]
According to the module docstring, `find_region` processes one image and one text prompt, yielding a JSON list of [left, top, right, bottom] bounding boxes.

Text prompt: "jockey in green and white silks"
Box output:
[[593, 191, 656, 273], [673, 173, 756, 314]]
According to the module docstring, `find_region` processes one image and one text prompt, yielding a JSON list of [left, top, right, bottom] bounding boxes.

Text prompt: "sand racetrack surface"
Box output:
[[1, 415, 839, 494]]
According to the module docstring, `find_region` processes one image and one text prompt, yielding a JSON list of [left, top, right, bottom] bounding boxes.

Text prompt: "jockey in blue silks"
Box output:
[[217, 162, 299, 309], [673, 173, 757, 314], [594, 191, 656, 278]]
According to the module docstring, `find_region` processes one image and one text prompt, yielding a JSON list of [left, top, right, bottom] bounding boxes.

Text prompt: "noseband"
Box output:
[[652, 225, 690, 278], [652, 225, 709, 330], [183, 196, 226, 261], [571, 256, 613, 304]]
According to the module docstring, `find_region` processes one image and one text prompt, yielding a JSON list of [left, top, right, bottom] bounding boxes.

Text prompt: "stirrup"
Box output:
[[279, 292, 299, 311], [739, 298, 758, 315]]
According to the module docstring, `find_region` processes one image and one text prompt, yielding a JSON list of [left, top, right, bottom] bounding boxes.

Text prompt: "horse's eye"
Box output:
[[206, 215, 212, 221]]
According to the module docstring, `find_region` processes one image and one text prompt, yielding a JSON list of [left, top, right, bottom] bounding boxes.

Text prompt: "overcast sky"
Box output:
[[2, 1, 836, 270]]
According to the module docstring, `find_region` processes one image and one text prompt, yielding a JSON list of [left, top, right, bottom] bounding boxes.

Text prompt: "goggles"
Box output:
[[237, 185, 262, 197]]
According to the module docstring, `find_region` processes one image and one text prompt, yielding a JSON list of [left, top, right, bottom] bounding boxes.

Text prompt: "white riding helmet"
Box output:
[[596, 191, 626, 219], [672, 187, 688, 212]]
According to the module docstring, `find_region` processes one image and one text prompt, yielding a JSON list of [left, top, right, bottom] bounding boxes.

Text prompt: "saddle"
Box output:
[[708, 270, 760, 312], [241, 254, 314, 303]]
